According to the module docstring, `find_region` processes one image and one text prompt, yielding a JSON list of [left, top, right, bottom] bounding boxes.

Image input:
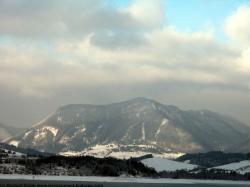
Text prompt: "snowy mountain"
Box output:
[[7, 97, 250, 155], [0, 123, 24, 142], [141, 157, 198, 172]]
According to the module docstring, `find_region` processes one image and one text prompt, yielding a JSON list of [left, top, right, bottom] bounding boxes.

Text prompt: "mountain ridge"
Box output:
[[7, 97, 250, 155], [0, 123, 25, 142]]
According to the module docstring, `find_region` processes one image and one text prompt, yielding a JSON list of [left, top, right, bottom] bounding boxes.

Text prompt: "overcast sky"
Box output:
[[0, 0, 250, 127]]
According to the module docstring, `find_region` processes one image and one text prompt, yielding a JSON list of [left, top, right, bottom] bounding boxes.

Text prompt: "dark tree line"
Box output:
[[176, 151, 250, 167], [19, 155, 158, 177]]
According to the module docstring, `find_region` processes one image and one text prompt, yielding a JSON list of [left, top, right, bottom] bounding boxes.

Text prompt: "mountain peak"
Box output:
[[130, 97, 153, 102], [125, 97, 161, 105]]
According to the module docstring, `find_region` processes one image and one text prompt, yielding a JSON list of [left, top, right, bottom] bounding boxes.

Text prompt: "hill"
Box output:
[[7, 97, 250, 155]]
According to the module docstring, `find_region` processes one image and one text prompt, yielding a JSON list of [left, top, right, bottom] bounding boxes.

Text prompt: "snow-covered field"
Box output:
[[141, 157, 198, 172], [0, 174, 249, 185], [59, 143, 184, 159], [213, 160, 250, 174]]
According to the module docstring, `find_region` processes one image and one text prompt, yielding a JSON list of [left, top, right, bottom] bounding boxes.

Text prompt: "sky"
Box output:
[[0, 0, 250, 127]]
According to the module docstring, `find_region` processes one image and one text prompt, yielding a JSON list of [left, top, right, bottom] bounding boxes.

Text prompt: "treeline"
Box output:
[[176, 151, 250, 167], [19, 156, 158, 177], [159, 169, 250, 180], [1, 153, 250, 180], [0, 143, 53, 157]]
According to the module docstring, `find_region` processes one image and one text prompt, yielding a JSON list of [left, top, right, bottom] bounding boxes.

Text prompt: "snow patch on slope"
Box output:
[[9, 140, 19, 147], [23, 131, 32, 139], [34, 131, 46, 141], [57, 116, 62, 123], [156, 118, 169, 136], [43, 126, 58, 136], [141, 157, 198, 172], [213, 160, 250, 174], [141, 123, 145, 141]]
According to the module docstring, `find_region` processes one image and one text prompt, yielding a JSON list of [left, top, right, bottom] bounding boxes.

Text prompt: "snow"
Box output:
[[159, 152, 184, 159], [0, 175, 249, 185], [33, 126, 59, 141], [0, 164, 26, 174], [60, 150, 183, 160], [34, 131, 46, 141], [57, 116, 62, 123], [213, 160, 250, 174], [23, 131, 32, 139], [43, 126, 59, 136], [141, 123, 145, 141], [79, 128, 86, 133], [59, 144, 184, 159], [9, 140, 19, 147], [0, 148, 26, 157], [108, 152, 183, 160], [59, 151, 81, 157], [156, 118, 168, 136], [141, 157, 198, 172]]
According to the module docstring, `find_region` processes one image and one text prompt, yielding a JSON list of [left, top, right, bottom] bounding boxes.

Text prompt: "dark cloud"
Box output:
[[0, 0, 145, 39], [90, 31, 148, 49]]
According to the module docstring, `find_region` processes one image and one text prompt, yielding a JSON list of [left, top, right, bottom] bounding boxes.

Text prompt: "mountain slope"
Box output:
[[8, 97, 250, 154], [0, 142, 53, 157], [0, 123, 24, 142], [213, 160, 250, 174]]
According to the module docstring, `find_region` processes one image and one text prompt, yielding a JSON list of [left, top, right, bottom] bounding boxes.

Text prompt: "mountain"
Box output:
[[7, 97, 250, 155], [0, 123, 24, 142]]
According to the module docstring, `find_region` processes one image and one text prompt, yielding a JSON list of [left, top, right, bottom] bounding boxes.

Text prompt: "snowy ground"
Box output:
[[212, 160, 250, 174], [141, 157, 198, 172], [0, 174, 249, 185], [59, 143, 184, 159]]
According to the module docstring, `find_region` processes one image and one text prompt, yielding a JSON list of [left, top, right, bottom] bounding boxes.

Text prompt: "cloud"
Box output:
[[0, 0, 164, 41], [225, 5, 250, 73], [0, 1, 250, 126], [225, 5, 250, 48], [235, 48, 250, 72], [0, 25, 245, 99], [127, 0, 165, 28]]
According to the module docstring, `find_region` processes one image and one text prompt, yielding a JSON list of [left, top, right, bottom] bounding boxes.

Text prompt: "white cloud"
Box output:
[[225, 5, 250, 48], [0, 25, 239, 99], [127, 0, 164, 28], [225, 6, 250, 73], [235, 48, 250, 72], [0, 1, 250, 126]]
